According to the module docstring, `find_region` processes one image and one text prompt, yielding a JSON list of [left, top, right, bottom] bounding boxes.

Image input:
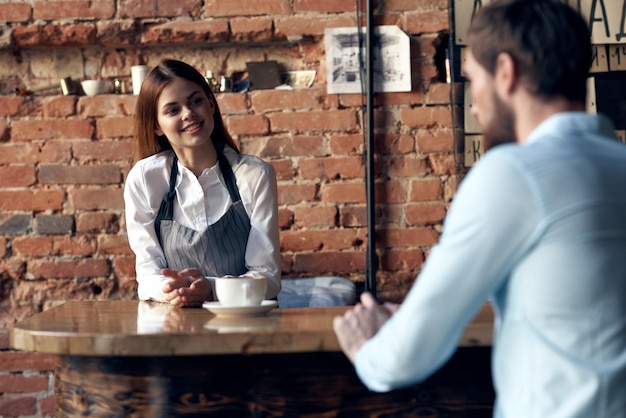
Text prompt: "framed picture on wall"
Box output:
[[324, 25, 411, 94]]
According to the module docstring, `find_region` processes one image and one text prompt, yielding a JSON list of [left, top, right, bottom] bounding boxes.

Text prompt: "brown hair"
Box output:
[[467, 0, 591, 103], [132, 59, 239, 163]]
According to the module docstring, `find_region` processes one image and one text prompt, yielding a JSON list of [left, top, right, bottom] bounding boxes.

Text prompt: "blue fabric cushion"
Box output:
[[278, 276, 356, 308]]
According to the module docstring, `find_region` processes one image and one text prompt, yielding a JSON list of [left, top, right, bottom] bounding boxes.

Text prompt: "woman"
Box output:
[[124, 59, 280, 307]]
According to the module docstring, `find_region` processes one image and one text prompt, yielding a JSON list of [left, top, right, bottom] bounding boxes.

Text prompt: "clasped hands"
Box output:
[[161, 268, 213, 307], [333, 292, 399, 364]]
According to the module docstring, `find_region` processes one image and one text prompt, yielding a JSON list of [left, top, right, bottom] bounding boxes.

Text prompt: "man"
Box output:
[[333, 1, 626, 417]]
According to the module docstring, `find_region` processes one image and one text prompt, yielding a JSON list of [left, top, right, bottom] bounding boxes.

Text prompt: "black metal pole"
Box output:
[[365, 0, 377, 298]]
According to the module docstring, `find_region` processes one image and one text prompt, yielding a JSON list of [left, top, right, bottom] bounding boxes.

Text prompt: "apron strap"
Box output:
[[218, 152, 242, 204], [155, 155, 178, 246]]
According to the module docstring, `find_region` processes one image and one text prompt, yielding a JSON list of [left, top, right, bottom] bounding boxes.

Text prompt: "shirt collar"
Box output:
[[525, 112, 616, 145]]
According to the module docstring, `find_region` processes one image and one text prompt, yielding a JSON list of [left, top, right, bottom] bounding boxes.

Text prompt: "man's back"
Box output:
[[490, 112, 626, 417]]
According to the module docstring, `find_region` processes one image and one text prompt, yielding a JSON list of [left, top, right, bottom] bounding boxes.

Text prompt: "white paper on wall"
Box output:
[[324, 25, 412, 94]]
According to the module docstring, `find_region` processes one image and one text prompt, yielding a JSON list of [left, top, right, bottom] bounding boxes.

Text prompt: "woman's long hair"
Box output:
[[132, 59, 239, 164]]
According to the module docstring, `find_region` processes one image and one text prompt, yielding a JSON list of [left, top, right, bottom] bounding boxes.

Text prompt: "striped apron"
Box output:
[[154, 153, 251, 277]]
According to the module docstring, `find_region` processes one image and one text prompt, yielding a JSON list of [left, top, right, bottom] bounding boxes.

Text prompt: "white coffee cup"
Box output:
[[131, 65, 151, 95], [214, 276, 267, 307]]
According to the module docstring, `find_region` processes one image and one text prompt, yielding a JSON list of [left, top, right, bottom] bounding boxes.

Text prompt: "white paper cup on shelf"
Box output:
[[131, 65, 151, 95]]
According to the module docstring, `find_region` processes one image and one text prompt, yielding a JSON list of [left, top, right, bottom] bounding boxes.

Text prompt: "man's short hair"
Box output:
[[467, 0, 591, 102]]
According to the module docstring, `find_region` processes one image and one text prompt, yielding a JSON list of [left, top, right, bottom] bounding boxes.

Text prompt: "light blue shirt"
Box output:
[[355, 113, 626, 418]]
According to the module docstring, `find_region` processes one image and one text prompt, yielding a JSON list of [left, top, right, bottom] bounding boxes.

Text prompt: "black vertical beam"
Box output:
[[364, 0, 377, 298]]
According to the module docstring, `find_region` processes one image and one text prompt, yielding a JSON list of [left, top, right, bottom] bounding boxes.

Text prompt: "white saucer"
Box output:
[[202, 300, 278, 317]]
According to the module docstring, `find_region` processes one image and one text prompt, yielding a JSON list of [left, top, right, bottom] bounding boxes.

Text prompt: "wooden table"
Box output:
[[11, 300, 495, 417]]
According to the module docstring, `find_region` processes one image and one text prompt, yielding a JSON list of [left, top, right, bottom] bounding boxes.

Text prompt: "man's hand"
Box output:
[[161, 268, 213, 307], [333, 292, 394, 363]]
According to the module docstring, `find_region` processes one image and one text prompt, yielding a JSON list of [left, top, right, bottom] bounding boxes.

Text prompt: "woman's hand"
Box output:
[[161, 268, 213, 307]]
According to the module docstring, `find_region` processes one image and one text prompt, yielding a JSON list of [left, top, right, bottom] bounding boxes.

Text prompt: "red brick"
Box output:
[[0, 97, 27, 117], [378, 227, 440, 247], [0, 259, 26, 281], [113, 256, 136, 279], [426, 82, 452, 105], [443, 175, 460, 202], [0, 119, 7, 140], [292, 251, 365, 274], [381, 248, 424, 271], [293, 206, 337, 228], [0, 374, 49, 393], [277, 184, 317, 205], [275, 15, 356, 37], [428, 153, 456, 175], [0, 3, 31, 22], [300, 156, 364, 180], [119, 0, 201, 18], [281, 229, 357, 252], [294, 0, 358, 12], [75, 212, 120, 234], [0, 352, 54, 372], [40, 395, 56, 417], [39, 164, 121, 185], [409, 178, 443, 201], [204, 0, 291, 17], [0, 396, 37, 417], [320, 183, 366, 204], [374, 108, 399, 131], [98, 235, 133, 256], [216, 93, 248, 115], [27, 258, 110, 279], [328, 134, 363, 155], [261, 135, 325, 159], [142, 20, 229, 44], [69, 188, 124, 210], [375, 180, 407, 204], [0, 237, 6, 258], [78, 95, 136, 117], [96, 20, 139, 46], [340, 205, 367, 227], [250, 88, 328, 112], [405, 9, 450, 34], [269, 159, 295, 181], [230, 17, 273, 42], [96, 116, 135, 138], [226, 114, 269, 136], [33, 0, 114, 19], [52, 236, 98, 257], [405, 203, 447, 226], [416, 129, 454, 153], [12, 237, 54, 258], [73, 140, 133, 163], [375, 133, 415, 155], [42, 96, 76, 118], [385, 0, 446, 11], [0, 165, 35, 187], [268, 109, 357, 133], [11, 119, 94, 141], [13, 23, 98, 47], [0, 190, 64, 211], [278, 208, 293, 229], [400, 106, 452, 129], [0, 143, 72, 165]]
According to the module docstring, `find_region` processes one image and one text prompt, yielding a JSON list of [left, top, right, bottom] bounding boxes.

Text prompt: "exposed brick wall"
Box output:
[[0, 1, 461, 416]]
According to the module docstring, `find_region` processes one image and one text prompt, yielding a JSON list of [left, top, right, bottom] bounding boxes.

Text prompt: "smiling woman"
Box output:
[[123, 59, 281, 308]]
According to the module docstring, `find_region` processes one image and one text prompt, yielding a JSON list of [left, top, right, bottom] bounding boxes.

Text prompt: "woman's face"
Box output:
[[154, 77, 216, 154]]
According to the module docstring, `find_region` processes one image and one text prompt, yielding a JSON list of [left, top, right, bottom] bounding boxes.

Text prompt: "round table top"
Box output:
[[10, 300, 493, 356]]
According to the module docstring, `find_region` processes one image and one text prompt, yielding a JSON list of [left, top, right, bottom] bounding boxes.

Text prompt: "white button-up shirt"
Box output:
[[355, 113, 626, 418], [124, 147, 281, 302]]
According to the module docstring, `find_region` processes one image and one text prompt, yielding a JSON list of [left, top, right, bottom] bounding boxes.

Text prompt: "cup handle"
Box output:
[[243, 282, 251, 302]]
